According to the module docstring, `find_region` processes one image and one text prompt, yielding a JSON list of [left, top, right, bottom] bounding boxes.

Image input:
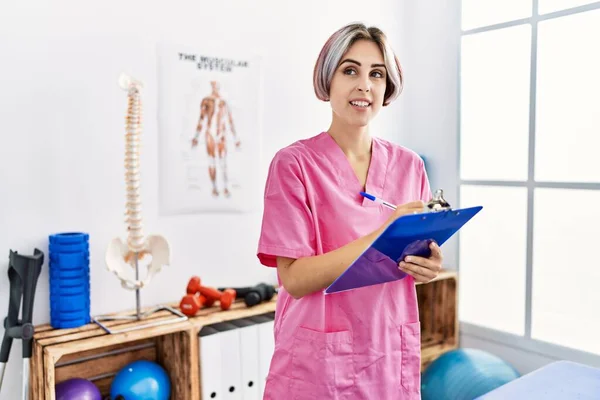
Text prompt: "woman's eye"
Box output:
[[371, 71, 384, 78], [343, 68, 356, 75]]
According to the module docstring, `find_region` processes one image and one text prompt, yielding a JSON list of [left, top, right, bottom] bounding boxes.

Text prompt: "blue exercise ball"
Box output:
[[421, 348, 520, 400], [110, 360, 171, 400]]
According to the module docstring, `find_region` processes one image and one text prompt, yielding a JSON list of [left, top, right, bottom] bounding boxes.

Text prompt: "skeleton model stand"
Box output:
[[92, 73, 187, 334]]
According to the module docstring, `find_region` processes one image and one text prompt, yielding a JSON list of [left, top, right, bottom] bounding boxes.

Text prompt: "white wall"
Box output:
[[400, 0, 462, 269], [0, 1, 409, 398]]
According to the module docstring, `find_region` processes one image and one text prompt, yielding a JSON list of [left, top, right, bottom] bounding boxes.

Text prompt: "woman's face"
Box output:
[[328, 39, 387, 128]]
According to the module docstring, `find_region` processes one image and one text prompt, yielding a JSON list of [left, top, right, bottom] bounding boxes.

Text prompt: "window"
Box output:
[[535, 10, 600, 183], [461, 0, 532, 30], [459, 1, 600, 358], [460, 24, 531, 182], [538, 0, 599, 14], [532, 188, 600, 354], [458, 185, 527, 336]]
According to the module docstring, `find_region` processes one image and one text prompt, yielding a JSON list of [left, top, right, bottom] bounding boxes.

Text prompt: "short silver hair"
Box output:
[[313, 23, 403, 106]]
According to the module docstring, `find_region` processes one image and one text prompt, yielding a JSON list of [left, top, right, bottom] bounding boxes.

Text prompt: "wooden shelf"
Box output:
[[416, 269, 458, 371], [31, 271, 458, 398], [31, 298, 277, 400]]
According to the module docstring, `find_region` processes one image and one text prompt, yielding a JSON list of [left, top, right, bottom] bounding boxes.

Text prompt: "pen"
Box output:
[[359, 191, 397, 211]]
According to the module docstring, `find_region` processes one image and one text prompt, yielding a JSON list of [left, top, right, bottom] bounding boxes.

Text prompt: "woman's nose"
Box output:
[[357, 78, 371, 92]]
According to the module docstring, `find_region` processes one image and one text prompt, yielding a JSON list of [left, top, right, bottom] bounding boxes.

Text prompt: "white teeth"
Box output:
[[351, 101, 370, 107]]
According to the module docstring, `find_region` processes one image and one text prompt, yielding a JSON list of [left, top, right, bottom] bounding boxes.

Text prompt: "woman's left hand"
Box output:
[[398, 241, 443, 283]]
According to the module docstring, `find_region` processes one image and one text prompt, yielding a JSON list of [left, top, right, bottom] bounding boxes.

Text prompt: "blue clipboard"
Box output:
[[324, 205, 483, 294]]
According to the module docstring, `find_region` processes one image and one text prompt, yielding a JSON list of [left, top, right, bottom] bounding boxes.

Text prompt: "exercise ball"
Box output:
[[110, 360, 171, 400], [55, 378, 102, 400], [421, 348, 520, 400]]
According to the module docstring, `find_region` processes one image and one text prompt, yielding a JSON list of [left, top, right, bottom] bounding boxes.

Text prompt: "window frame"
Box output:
[[457, 0, 600, 365]]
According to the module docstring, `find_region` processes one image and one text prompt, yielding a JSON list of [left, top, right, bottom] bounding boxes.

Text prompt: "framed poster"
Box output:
[[157, 43, 262, 214]]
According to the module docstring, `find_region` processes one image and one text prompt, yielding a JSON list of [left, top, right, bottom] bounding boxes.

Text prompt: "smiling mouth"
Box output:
[[350, 100, 371, 108]]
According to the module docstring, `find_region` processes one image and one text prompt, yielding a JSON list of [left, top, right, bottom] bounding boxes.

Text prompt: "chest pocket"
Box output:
[[313, 193, 384, 252]]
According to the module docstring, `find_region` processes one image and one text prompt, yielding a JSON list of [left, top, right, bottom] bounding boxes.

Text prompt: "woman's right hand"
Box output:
[[382, 200, 426, 229]]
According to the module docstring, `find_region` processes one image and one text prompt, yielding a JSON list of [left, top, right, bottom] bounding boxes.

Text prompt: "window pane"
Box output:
[[462, 0, 532, 30], [459, 185, 527, 335], [532, 188, 600, 355], [535, 9, 600, 183], [538, 0, 599, 14], [460, 25, 531, 181]]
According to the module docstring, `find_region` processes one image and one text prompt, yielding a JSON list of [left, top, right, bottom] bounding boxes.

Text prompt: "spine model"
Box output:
[[123, 76, 146, 257], [105, 73, 170, 291]]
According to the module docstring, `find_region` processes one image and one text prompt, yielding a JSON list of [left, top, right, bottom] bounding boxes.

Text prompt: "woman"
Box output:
[[257, 22, 443, 399]]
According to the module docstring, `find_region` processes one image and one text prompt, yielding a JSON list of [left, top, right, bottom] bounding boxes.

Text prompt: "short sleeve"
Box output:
[[257, 149, 316, 267], [418, 157, 432, 202]]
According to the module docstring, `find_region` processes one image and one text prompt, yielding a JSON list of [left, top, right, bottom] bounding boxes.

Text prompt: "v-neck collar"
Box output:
[[319, 131, 389, 208]]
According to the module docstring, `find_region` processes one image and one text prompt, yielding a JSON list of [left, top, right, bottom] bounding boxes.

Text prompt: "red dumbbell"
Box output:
[[186, 276, 215, 307], [179, 293, 208, 317], [198, 286, 237, 311], [186, 276, 201, 293]]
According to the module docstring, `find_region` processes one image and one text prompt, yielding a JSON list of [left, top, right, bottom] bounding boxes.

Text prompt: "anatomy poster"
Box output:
[[157, 43, 262, 214]]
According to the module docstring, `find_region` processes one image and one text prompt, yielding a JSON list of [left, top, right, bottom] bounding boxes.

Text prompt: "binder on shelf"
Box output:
[[211, 322, 243, 400], [325, 205, 483, 294], [229, 318, 261, 400], [199, 325, 222, 400], [246, 313, 275, 397]]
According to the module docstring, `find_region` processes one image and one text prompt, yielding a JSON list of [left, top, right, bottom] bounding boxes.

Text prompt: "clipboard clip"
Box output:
[[424, 189, 452, 212]]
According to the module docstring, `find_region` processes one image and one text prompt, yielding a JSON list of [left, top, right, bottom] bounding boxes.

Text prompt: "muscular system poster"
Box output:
[[157, 43, 262, 214]]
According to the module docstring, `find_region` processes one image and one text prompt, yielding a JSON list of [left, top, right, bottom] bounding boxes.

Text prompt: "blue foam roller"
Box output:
[[50, 286, 89, 298], [49, 242, 89, 254], [50, 281, 89, 292], [51, 316, 91, 329], [49, 293, 90, 308], [50, 307, 91, 324], [50, 274, 89, 288], [49, 252, 90, 269], [50, 267, 89, 279], [51, 308, 90, 320], [48, 232, 91, 330], [49, 291, 90, 303], [50, 291, 89, 301], [49, 232, 89, 244], [50, 293, 89, 311], [49, 268, 89, 280]]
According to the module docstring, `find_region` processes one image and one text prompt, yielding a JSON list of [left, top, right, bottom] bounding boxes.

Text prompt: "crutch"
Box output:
[[0, 248, 44, 400]]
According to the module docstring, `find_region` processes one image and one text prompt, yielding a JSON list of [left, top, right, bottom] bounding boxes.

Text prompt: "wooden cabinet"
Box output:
[[417, 270, 459, 371], [30, 300, 276, 400]]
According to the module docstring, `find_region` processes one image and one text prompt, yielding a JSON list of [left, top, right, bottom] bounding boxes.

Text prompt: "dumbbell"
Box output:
[[179, 276, 214, 317], [218, 283, 276, 307], [179, 293, 209, 317], [198, 286, 237, 311], [185, 276, 237, 311], [187, 276, 215, 307]]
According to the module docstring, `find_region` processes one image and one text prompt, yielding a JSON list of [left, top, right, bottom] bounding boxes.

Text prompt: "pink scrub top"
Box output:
[[257, 131, 432, 399]]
